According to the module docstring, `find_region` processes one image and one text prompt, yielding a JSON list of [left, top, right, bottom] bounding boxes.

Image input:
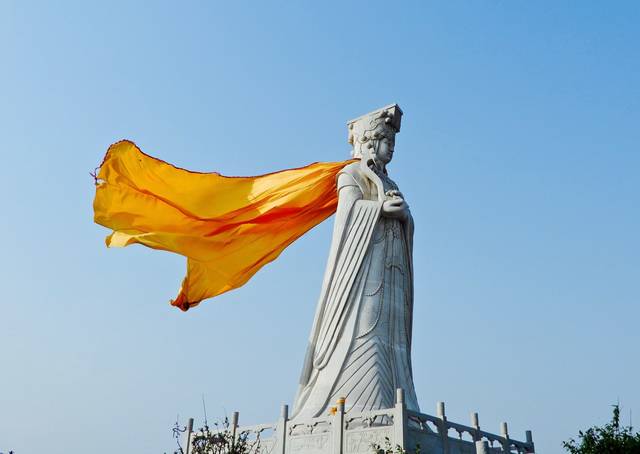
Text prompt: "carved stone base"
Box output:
[[185, 389, 535, 454]]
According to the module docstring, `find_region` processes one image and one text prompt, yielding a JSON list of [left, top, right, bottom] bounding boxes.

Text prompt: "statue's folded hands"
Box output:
[[382, 197, 409, 220]]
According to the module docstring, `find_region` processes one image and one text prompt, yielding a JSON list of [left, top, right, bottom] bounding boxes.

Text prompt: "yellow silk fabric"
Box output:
[[93, 140, 354, 311]]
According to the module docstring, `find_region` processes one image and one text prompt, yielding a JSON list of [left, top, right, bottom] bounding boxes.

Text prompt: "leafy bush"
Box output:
[[169, 418, 261, 454], [563, 405, 640, 453]]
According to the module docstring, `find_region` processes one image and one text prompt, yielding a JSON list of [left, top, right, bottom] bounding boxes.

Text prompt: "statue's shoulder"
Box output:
[[339, 161, 365, 180], [337, 161, 366, 192], [341, 161, 361, 174]]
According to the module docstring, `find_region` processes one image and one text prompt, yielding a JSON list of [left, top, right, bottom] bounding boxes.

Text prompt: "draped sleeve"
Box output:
[[296, 163, 382, 387]]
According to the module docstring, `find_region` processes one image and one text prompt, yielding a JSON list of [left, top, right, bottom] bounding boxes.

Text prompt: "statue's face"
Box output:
[[375, 135, 395, 164]]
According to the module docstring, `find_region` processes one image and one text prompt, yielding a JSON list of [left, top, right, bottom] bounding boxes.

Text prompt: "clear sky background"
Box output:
[[1, 1, 638, 453]]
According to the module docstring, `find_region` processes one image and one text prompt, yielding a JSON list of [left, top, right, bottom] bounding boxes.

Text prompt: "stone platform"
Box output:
[[184, 389, 535, 454]]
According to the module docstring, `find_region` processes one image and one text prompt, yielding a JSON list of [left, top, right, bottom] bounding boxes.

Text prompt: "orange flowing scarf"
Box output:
[[93, 140, 354, 311]]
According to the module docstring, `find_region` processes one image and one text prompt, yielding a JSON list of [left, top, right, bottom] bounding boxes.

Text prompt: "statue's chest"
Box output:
[[380, 174, 399, 196]]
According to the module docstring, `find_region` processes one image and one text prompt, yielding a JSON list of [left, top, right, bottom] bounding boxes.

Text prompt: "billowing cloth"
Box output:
[[93, 140, 355, 311]]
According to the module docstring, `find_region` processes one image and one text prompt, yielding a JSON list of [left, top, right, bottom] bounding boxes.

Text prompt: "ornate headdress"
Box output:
[[347, 104, 403, 159]]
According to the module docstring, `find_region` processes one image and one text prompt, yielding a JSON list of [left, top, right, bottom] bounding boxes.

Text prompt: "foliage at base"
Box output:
[[170, 418, 261, 454], [563, 405, 640, 454]]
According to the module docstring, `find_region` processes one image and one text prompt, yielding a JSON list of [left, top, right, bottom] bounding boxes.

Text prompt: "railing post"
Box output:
[[475, 440, 490, 454], [277, 404, 289, 454], [334, 397, 345, 454], [394, 388, 407, 451], [471, 412, 480, 442], [231, 411, 239, 450], [525, 430, 535, 453], [437, 402, 450, 454], [184, 418, 194, 454], [500, 422, 510, 453]]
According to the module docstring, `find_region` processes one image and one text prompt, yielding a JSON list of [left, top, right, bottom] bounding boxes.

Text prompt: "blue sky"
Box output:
[[1, 1, 638, 453]]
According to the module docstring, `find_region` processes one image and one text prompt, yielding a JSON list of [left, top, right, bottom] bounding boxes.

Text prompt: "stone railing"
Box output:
[[184, 389, 535, 454]]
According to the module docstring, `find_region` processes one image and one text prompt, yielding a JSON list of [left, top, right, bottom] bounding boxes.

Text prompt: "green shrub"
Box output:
[[563, 405, 640, 454]]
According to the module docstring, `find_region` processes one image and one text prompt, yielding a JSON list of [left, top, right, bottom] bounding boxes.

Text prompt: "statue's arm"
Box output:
[[336, 172, 363, 209], [333, 171, 380, 238], [323, 173, 365, 256]]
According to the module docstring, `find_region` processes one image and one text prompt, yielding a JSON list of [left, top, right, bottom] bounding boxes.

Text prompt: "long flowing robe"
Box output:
[[292, 161, 419, 418]]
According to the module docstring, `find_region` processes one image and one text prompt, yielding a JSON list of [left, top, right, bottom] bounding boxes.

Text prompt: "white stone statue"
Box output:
[[292, 105, 420, 419]]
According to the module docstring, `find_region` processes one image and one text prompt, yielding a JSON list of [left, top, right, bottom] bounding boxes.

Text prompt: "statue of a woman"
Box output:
[[292, 105, 420, 419]]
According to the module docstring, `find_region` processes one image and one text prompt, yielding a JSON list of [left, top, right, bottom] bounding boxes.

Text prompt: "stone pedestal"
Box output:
[[186, 389, 535, 454]]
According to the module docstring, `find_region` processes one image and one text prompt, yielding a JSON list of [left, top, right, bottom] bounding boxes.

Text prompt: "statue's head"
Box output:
[[347, 104, 402, 165]]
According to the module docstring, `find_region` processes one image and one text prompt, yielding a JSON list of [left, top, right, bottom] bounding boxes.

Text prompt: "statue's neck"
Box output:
[[370, 159, 387, 175]]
